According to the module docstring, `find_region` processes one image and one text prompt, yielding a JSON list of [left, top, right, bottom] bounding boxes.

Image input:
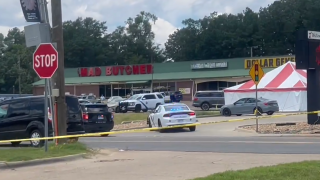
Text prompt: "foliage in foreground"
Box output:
[[0, 142, 88, 162], [192, 161, 320, 180]]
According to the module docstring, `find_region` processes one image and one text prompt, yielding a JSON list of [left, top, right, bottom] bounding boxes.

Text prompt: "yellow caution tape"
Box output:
[[0, 110, 318, 144]]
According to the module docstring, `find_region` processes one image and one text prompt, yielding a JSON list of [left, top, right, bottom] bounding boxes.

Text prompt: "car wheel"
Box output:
[[236, 114, 242, 116], [223, 108, 231, 116], [267, 111, 274, 115], [115, 106, 120, 113], [101, 134, 109, 137], [11, 141, 21, 147], [158, 119, 164, 133], [189, 126, 196, 132], [201, 102, 210, 111], [135, 104, 142, 113], [253, 107, 263, 116], [30, 129, 44, 148]]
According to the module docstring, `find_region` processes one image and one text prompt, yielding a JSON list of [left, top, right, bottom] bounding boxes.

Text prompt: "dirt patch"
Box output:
[[240, 122, 320, 134], [112, 121, 148, 131]]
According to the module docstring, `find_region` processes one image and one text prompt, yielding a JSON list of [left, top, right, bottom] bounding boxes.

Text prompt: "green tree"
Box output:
[[110, 11, 165, 65], [63, 17, 110, 67]]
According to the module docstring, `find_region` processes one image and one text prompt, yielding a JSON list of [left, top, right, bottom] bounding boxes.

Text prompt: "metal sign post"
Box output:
[[249, 61, 264, 132], [33, 43, 59, 152], [44, 79, 48, 152]]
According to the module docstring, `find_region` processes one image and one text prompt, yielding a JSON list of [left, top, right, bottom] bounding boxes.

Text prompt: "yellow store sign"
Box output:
[[244, 57, 295, 69]]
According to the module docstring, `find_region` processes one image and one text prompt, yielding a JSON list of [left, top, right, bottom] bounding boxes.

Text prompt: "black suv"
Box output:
[[0, 95, 85, 147], [80, 103, 114, 134]]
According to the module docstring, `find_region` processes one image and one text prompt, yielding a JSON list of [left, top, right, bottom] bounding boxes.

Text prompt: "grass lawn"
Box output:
[[113, 110, 220, 125], [191, 161, 320, 180], [0, 142, 88, 162]]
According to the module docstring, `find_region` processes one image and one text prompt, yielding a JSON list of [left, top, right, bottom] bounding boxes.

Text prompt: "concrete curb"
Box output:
[[234, 127, 258, 134], [112, 127, 148, 132], [0, 153, 86, 169], [235, 127, 320, 137]]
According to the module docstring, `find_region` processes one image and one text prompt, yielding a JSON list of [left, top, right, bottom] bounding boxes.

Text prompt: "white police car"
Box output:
[[147, 103, 197, 131]]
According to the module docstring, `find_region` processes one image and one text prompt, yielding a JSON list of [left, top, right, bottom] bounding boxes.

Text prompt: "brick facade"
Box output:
[[176, 81, 195, 101], [33, 85, 99, 96]]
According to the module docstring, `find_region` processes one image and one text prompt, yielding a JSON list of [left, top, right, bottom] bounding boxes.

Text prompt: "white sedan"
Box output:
[[147, 103, 198, 131]]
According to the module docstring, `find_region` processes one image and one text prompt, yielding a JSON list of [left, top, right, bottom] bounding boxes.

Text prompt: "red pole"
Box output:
[[54, 102, 58, 145]]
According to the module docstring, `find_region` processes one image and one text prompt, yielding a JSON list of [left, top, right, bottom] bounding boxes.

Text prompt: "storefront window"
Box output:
[[218, 81, 228, 90], [152, 82, 160, 92], [228, 82, 236, 87], [131, 83, 151, 95], [168, 82, 176, 93], [208, 81, 218, 90], [99, 85, 112, 98], [159, 82, 168, 92], [118, 84, 127, 97], [112, 84, 120, 97]]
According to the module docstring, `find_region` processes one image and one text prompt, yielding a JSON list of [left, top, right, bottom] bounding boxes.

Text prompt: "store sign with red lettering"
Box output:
[[78, 64, 153, 77]]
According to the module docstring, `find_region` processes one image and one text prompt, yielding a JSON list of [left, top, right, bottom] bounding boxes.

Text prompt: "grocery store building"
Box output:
[[32, 55, 295, 101]]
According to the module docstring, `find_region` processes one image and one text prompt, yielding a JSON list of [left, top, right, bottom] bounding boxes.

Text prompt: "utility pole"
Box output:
[[51, 0, 67, 143], [18, 55, 21, 95]]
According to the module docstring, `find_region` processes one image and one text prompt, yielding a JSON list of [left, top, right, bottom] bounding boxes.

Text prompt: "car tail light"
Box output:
[[189, 112, 196, 116], [163, 114, 171, 117], [194, 98, 198, 101], [264, 103, 269, 106], [82, 113, 89, 120]]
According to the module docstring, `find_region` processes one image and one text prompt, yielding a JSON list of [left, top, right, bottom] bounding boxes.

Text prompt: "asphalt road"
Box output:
[[81, 114, 320, 154]]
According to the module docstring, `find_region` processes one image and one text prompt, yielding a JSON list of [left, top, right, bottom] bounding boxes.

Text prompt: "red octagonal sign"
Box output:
[[33, 43, 58, 78]]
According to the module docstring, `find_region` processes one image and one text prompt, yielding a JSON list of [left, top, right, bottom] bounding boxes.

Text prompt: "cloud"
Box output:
[[0, 0, 277, 45], [152, 18, 178, 47]]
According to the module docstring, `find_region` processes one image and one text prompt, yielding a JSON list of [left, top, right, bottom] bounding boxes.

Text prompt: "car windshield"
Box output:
[[128, 94, 141, 100], [164, 105, 189, 111]]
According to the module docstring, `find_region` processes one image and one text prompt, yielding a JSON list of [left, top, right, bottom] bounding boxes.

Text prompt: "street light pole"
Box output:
[[250, 46, 259, 57]]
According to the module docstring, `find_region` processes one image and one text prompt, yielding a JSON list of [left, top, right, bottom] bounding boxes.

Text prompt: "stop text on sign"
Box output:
[[34, 54, 57, 68], [33, 43, 59, 79]]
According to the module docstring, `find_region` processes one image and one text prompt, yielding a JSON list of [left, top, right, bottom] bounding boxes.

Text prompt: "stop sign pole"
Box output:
[[33, 43, 58, 152]]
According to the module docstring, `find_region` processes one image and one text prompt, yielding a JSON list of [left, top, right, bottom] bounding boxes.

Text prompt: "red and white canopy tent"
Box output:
[[224, 61, 307, 111]]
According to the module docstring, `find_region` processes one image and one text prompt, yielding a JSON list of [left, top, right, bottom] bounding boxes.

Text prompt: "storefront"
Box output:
[[32, 55, 295, 101]]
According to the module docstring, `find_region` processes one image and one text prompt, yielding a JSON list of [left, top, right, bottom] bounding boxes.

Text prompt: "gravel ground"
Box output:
[[240, 122, 320, 134], [112, 121, 148, 131]]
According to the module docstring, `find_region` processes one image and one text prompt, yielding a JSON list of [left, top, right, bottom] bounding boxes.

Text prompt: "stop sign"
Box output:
[[33, 43, 59, 78]]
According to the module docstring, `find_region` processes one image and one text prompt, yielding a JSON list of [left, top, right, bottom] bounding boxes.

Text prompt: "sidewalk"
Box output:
[[2, 150, 320, 180]]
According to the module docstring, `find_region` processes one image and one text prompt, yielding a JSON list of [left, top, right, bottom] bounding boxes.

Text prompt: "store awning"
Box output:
[[125, 81, 149, 84]]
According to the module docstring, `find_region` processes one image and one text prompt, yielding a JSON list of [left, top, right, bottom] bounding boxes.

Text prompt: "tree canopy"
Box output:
[[1, 0, 320, 93]]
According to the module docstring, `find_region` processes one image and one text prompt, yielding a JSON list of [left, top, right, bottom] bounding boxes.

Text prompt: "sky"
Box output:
[[0, 0, 276, 46]]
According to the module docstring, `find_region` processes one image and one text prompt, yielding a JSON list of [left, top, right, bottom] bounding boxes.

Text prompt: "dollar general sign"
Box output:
[[244, 57, 295, 69]]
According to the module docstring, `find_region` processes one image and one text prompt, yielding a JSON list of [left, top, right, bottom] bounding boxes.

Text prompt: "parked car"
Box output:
[[0, 95, 85, 147], [192, 91, 225, 111], [106, 96, 125, 113], [79, 99, 91, 104], [80, 103, 114, 134], [220, 97, 279, 116], [159, 92, 171, 103], [168, 91, 183, 102]]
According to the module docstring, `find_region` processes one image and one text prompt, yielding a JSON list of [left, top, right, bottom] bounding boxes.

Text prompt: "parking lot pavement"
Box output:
[[2, 150, 320, 180]]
